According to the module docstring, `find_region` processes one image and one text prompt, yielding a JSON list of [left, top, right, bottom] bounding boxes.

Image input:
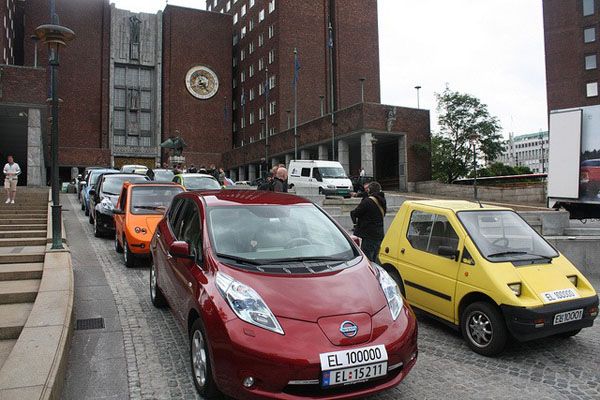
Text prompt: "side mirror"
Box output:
[[438, 246, 459, 261], [169, 241, 195, 260], [113, 208, 125, 215], [350, 235, 362, 247], [88, 189, 96, 197]]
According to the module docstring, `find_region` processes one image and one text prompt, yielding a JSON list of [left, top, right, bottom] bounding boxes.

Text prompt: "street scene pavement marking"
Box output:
[[62, 194, 600, 399]]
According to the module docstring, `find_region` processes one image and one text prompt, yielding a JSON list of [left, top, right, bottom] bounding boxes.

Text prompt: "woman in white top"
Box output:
[[3, 155, 21, 204]]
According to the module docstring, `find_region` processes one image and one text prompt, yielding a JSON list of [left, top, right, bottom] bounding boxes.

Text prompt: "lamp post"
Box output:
[[414, 85, 422, 109], [469, 133, 479, 200], [359, 78, 366, 103], [35, 23, 75, 250]]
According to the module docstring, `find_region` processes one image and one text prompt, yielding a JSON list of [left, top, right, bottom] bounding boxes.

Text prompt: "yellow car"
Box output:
[[379, 200, 599, 356]]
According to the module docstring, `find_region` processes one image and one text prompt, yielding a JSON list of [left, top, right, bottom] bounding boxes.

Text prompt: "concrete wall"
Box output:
[[414, 181, 546, 204], [548, 237, 600, 278]]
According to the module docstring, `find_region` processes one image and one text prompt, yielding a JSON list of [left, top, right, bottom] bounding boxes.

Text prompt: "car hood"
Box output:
[[222, 260, 388, 322]]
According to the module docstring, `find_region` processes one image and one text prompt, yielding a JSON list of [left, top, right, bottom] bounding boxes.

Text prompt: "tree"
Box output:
[[474, 162, 533, 178], [432, 87, 504, 183]]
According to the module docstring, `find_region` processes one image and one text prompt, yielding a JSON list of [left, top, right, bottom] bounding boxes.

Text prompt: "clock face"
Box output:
[[185, 66, 219, 100]]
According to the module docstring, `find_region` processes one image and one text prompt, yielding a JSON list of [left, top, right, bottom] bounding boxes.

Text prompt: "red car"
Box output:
[[580, 159, 600, 198], [150, 190, 418, 399]]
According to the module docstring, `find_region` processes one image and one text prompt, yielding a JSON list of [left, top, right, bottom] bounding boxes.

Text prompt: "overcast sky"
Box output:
[[113, 0, 548, 137]]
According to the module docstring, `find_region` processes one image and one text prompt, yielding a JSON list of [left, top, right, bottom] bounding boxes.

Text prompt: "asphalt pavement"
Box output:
[[61, 194, 600, 400]]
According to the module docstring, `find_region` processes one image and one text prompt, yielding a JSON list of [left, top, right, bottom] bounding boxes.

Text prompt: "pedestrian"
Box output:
[[350, 181, 387, 262], [273, 167, 288, 193], [218, 168, 226, 185], [199, 165, 207, 174], [188, 164, 198, 173], [257, 172, 274, 191], [208, 164, 219, 181], [3, 155, 21, 204], [359, 167, 366, 177]]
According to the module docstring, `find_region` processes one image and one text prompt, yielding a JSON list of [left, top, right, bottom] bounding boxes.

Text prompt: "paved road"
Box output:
[[61, 194, 600, 400]]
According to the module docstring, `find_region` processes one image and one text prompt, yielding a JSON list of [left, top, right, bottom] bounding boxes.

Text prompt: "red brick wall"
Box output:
[[0, 0, 16, 64], [0, 65, 46, 104], [162, 6, 232, 168], [544, 0, 600, 111], [23, 0, 110, 166]]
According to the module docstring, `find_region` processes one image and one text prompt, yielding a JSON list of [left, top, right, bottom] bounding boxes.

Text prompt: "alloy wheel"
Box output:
[[192, 330, 207, 388], [150, 262, 157, 301], [466, 311, 493, 348]]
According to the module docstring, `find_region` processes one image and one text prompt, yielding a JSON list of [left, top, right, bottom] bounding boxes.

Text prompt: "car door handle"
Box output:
[[401, 248, 405, 254]]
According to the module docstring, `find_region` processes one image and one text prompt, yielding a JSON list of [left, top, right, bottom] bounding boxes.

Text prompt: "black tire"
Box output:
[[114, 232, 123, 253], [123, 238, 135, 268], [189, 318, 220, 399], [461, 302, 508, 356], [149, 260, 167, 308], [557, 329, 582, 338], [93, 216, 103, 238]]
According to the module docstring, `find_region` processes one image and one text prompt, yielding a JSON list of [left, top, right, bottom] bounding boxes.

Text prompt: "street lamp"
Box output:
[[414, 85, 422, 109], [35, 23, 75, 250], [469, 133, 479, 200]]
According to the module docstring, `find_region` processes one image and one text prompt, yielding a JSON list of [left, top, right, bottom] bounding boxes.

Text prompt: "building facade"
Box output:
[[0, 0, 431, 189], [496, 131, 549, 173]]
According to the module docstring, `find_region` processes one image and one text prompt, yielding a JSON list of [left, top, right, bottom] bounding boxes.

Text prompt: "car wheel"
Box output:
[[190, 319, 219, 399], [149, 260, 167, 308], [461, 302, 507, 356], [557, 329, 582, 338], [123, 238, 135, 268], [93, 216, 103, 238], [114, 232, 123, 253]]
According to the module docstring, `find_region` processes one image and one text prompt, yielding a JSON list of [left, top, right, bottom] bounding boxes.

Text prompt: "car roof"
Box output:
[[102, 173, 149, 180], [190, 190, 314, 207], [124, 182, 182, 189], [406, 199, 510, 212], [176, 173, 216, 179]]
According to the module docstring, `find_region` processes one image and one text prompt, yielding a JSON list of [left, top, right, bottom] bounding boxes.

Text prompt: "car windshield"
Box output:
[[457, 210, 558, 263], [318, 167, 347, 179], [130, 186, 184, 214], [153, 170, 174, 182], [90, 171, 113, 185], [184, 176, 221, 190], [122, 166, 146, 173], [207, 205, 356, 265], [102, 176, 148, 195]]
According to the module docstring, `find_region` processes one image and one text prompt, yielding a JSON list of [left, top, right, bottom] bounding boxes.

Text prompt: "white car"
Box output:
[[288, 160, 353, 197]]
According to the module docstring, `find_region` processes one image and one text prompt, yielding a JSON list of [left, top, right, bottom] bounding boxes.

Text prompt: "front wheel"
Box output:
[[93, 216, 103, 238], [123, 238, 135, 268], [190, 319, 220, 399], [461, 302, 508, 356]]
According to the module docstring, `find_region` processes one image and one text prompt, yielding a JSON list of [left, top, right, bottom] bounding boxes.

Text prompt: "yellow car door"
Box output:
[[399, 208, 463, 321]]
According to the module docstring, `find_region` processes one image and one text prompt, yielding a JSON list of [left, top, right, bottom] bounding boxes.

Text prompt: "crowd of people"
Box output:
[[166, 163, 233, 186], [257, 164, 289, 193]]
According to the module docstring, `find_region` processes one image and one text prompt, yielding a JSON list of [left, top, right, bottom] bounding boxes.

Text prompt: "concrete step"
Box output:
[[0, 279, 40, 304], [0, 339, 17, 370], [0, 238, 46, 247], [0, 246, 45, 264], [0, 224, 46, 232], [0, 263, 43, 281], [0, 303, 33, 339], [0, 218, 46, 224], [0, 210, 46, 215], [564, 228, 600, 236], [0, 230, 47, 239]]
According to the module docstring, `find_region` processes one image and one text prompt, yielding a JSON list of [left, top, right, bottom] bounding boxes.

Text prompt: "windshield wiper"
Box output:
[[259, 256, 348, 265], [488, 251, 528, 258], [216, 253, 261, 266]]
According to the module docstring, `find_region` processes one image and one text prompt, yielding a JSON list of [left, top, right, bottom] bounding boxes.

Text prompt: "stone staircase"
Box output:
[[0, 189, 47, 370]]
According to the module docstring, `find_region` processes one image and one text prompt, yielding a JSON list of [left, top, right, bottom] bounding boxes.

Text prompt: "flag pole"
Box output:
[[293, 48, 298, 160], [328, 22, 336, 161]]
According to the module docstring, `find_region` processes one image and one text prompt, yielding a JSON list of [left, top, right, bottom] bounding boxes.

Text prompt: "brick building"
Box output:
[[0, 0, 431, 189]]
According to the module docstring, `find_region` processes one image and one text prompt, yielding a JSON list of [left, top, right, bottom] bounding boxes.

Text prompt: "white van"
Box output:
[[288, 160, 353, 197]]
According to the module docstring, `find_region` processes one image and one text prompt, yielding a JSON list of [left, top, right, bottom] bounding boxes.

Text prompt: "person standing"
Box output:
[[218, 168, 226, 185], [3, 155, 21, 204], [273, 167, 288, 193], [350, 181, 387, 262]]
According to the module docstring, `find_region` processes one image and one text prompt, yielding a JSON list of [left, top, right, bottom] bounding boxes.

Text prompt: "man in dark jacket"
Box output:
[[273, 167, 288, 193], [350, 182, 387, 262]]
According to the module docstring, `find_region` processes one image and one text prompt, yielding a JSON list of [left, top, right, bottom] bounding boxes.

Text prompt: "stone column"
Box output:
[[27, 108, 43, 186], [318, 145, 328, 160], [361, 132, 374, 177], [338, 140, 350, 174], [398, 135, 407, 192], [300, 149, 311, 160], [285, 154, 293, 166], [238, 166, 246, 181], [229, 169, 237, 182], [248, 164, 257, 181]]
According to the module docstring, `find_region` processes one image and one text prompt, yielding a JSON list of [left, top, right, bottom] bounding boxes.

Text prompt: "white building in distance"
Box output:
[[496, 131, 549, 173]]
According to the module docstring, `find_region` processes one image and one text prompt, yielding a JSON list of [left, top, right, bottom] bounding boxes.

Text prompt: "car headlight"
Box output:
[[374, 264, 403, 321], [216, 272, 284, 335], [100, 198, 114, 211], [327, 184, 336, 189], [508, 282, 522, 296]]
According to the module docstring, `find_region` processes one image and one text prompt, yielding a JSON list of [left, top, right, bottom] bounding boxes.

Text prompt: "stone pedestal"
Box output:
[[169, 156, 185, 167], [318, 145, 328, 160], [26, 108, 43, 186], [338, 140, 350, 174], [361, 132, 374, 177]]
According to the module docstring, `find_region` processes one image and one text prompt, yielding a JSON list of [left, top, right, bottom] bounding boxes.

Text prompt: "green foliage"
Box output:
[[473, 162, 532, 178], [432, 87, 504, 183]]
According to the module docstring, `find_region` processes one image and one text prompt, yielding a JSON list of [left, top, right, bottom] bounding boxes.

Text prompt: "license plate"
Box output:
[[553, 309, 584, 325], [322, 362, 387, 387], [319, 345, 388, 387], [540, 288, 579, 304]]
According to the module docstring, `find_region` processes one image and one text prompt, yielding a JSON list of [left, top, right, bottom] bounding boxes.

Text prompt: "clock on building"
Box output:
[[185, 66, 219, 100]]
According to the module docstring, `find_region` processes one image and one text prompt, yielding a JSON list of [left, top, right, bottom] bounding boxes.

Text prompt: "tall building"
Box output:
[[0, 0, 431, 190], [496, 131, 549, 173]]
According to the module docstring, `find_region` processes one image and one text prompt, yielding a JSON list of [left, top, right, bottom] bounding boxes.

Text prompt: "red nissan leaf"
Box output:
[[149, 190, 418, 399]]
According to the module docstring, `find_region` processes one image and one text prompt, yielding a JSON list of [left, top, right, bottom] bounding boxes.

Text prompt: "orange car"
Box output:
[[114, 182, 185, 267]]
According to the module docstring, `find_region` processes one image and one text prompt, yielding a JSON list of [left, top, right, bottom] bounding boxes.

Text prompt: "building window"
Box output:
[[249, 64, 255, 77], [586, 54, 597, 69], [240, 70, 245, 83], [241, 49, 245, 60], [226, 1, 231, 12], [259, 107, 265, 120], [250, 0, 255, 7], [259, 9, 265, 22], [268, 49, 275, 64], [249, 112, 255, 125], [233, 78, 237, 88], [233, 34, 239, 46], [269, 100, 276, 115], [248, 18, 254, 31], [249, 41, 255, 54], [258, 57, 264, 71], [233, 13, 238, 24], [241, 4, 246, 16], [584, 27, 596, 43], [584, 0, 595, 16], [587, 82, 598, 97], [269, 75, 276, 89], [269, 0, 276, 13], [249, 88, 255, 101], [241, 116, 246, 129], [241, 26, 247, 38], [259, 84, 264, 95], [269, 24, 274, 38]]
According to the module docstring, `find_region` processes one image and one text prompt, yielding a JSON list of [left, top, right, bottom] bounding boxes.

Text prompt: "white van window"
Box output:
[[301, 168, 310, 177]]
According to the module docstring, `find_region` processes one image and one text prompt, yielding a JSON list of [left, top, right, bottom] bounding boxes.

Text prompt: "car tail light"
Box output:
[[588, 306, 598, 317], [534, 318, 545, 328], [567, 275, 578, 287]]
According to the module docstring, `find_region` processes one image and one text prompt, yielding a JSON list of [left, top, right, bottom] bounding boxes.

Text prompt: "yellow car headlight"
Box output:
[[567, 275, 578, 287], [508, 283, 522, 296]]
